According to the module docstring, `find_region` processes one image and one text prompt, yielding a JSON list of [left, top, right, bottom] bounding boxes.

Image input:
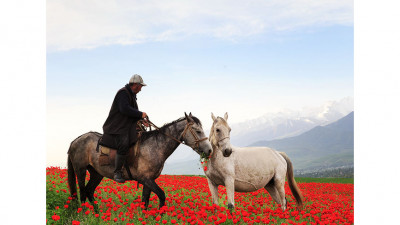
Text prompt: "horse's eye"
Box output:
[[216, 129, 220, 133], [196, 130, 202, 134]]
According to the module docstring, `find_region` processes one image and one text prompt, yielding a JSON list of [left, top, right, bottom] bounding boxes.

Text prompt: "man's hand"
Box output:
[[142, 120, 150, 127], [141, 112, 150, 127]]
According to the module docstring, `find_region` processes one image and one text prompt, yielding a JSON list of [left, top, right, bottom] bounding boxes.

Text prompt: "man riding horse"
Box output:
[[102, 74, 149, 183]]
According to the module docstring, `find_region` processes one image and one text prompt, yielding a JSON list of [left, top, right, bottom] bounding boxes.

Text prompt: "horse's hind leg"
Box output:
[[86, 166, 104, 203], [75, 168, 88, 202], [264, 180, 284, 207], [273, 175, 287, 211]]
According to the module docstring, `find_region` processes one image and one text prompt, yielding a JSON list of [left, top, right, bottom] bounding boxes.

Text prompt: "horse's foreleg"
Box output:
[[224, 177, 235, 210], [142, 179, 166, 209], [206, 177, 219, 206], [141, 185, 151, 209]]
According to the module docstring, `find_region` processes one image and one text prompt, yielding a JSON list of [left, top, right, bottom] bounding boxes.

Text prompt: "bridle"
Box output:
[[214, 135, 230, 148], [180, 122, 209, 149], [144, 118, 208, 150]]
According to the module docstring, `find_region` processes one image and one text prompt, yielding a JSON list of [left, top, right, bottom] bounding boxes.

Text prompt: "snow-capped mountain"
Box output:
[[229, 97, 354, 146]]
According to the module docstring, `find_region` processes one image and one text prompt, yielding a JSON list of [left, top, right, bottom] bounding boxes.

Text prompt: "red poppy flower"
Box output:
[[51, 214, 60, 221], [156, 215, 161, 221]]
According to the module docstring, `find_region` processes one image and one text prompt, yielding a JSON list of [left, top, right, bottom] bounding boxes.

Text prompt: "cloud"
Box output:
[[47, 0, 353, 52]]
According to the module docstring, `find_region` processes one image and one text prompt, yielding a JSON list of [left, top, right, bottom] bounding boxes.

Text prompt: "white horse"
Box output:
[[204, 112, 304, 211]]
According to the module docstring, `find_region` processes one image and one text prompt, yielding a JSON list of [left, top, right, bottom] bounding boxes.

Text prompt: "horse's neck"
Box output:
[[210, 144, 233, 164], [158, 120, 187, 161], [209, 146, 222, 163], [210, 140, 220, 160], [208, 148, 231, 177]]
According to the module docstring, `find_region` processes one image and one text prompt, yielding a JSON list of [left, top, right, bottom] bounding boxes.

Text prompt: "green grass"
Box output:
[[295, 177, 353, 184]]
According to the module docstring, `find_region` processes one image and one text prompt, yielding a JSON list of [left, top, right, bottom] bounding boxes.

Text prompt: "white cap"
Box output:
[[129, 74, 147, 86]]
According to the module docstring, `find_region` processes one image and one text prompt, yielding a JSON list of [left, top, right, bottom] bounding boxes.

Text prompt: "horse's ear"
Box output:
[[211, 112, 216, 122], [189, 112, 193, 117], [224, 112, 228, 121], [185, 112, 194, 122]]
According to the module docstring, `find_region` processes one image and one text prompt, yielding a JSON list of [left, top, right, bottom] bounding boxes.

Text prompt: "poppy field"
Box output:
[[46, 167, 353, 225]]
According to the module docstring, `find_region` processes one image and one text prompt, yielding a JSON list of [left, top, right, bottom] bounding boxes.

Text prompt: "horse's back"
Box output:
[[68, 132, 101, 165], [233, 146, 285, 167], [232, 146, 287, 191]]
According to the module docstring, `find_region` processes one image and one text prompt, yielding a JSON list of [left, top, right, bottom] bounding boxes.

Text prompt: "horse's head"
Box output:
[[181, 112, 213, 157], [210, 112, 233, 157]]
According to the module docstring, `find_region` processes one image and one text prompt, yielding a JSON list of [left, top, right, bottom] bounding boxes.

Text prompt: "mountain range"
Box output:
[[230, 97, 354, 146], [162, 97, 354, 175], [249, 111, 354, 171]]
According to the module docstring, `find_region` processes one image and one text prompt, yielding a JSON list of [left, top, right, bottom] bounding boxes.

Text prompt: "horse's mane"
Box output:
[[140, 116, 202, 141], [209, 122, 217, 148]]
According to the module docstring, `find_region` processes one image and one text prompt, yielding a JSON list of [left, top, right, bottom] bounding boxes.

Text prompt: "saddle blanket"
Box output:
[[98, 145, 116, 166]]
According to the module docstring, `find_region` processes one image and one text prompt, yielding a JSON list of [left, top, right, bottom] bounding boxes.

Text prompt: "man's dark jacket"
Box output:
[[103, 84, 143, 144]]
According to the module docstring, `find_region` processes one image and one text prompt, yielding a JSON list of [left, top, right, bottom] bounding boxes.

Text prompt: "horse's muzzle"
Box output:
[[205, 148, 212, 157], [200, 148, 212, 157], [223, 148, 232, 157]]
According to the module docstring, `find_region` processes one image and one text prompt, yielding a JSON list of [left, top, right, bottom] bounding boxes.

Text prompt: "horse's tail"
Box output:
[[67, 153, 77, 198], [279, 152, 304, 209]]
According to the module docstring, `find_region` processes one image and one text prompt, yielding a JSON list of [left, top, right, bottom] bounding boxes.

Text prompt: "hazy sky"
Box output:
[[47, 0, 353, 167]]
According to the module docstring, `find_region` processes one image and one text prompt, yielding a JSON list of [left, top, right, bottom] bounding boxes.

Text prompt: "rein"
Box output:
[[144, 117, 208, 150]]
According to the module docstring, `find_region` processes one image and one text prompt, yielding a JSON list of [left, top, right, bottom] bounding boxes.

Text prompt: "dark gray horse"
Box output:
[[67, 113, 212, 209]]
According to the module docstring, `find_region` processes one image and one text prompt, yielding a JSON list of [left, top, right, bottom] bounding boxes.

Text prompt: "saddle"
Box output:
[[97, 143, 141, 166], [96, 121, 147, 167]]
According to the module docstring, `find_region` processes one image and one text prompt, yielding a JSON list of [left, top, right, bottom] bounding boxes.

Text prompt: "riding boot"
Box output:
[[114, 154, 126, 183]]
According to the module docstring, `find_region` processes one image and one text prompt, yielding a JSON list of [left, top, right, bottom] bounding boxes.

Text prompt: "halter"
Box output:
[[218, 136, 230, 143], [212, 135, 230, 148], [144, 118, 208, 150], [180, 122, 209, 149]]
